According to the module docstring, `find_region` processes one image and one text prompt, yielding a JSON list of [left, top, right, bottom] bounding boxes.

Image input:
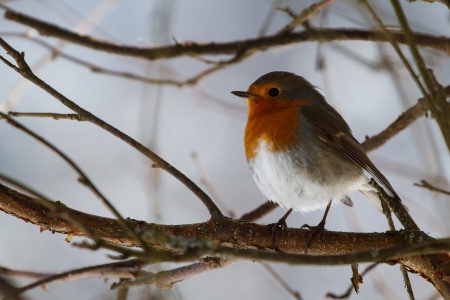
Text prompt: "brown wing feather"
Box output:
[[301, 104, 400, 200], [339, 135, 399, 199]]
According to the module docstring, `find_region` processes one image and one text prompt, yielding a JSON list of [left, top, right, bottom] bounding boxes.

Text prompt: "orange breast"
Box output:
[[244, 100, 307, 160]]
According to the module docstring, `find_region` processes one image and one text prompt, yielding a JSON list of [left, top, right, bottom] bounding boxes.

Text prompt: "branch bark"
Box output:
[[2, 183, 450, 297], [3, 8, 450, 62]]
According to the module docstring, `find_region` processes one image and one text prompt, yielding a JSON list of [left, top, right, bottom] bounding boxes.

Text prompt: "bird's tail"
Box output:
[[359, 189, 383, 212], [358, 183, 408, 213]]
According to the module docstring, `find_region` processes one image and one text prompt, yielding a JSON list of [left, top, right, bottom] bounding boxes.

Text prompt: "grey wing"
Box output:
[[301, 104, 400, 200]]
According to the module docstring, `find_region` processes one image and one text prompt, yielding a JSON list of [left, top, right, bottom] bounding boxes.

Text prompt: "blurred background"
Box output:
[[0, 0, 449, 299]]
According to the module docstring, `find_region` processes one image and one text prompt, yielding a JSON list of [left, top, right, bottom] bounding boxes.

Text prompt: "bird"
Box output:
[[231, 71, 401, 250]]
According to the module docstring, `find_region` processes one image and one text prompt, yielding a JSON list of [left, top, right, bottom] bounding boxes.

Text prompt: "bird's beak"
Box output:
[[231, 91, 255, 99]]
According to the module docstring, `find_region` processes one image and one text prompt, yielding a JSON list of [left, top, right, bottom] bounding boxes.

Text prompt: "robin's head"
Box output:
[[231, 71, 320, 104]]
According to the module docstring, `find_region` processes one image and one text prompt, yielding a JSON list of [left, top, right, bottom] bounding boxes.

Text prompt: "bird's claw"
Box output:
[[301, 219, 326, 254], [266, 219, 288, 251]]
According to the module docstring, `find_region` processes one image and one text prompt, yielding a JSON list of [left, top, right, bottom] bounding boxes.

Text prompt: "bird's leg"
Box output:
[[267, 208, 293, 250], [301, 200, 332, 254]]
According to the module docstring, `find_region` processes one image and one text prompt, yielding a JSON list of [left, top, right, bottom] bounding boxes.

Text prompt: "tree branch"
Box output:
[[0, 112, 148, 248], [2, 182, 450, 297], [414, 180, 450, 196], [0, 36, 223, 219], [362, 99, 427, 152], [3, 8, 449, 62], [390, 0, 450, 154]]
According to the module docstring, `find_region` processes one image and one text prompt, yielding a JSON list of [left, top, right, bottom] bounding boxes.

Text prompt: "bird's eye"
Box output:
[[268, 88, 279, 97]]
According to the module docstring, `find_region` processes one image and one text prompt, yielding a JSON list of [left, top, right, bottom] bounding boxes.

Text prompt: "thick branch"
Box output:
[[1, 183, 450, 297], [3, 9, 450, 61]]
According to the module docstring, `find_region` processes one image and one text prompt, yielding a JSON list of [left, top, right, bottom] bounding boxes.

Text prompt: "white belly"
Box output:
[[248, 140, 369, 213]]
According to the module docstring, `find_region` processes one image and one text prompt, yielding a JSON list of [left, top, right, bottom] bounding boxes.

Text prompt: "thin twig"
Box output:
[[0, 266, 50, 280], [362, 85, 450, 152], [326, 263, 379, 299], [362, 0, 428, 99], [112, 257, 237, 290], [259, 263, 303, 300], [380, 187, 396, 232], [390, 0, 433, 93], [0, 112, 148, 249], [6, 112, 82, 120], [240, 201, 278, 222], [0, 276, 25, 300], [185, 50, 255, 85], [361, 99, 427, 152], [0, 37, 223, 219], [0, 172, 116, 254], [191, 152, 235, 218], [377, 171, 415, 299], [400, 264, 415, 300], [258, 0, 280, 36], [408, 0, 450, 8], [116, 287, 129, 300], [17, 260, 144, 294], [390, 0, 450, 153], [278, 0, 334, 34], [0, 32, 189, 87], [350, 263, 362, 294], [414, 180, 450, 196], [369, 179, 419, 231], [3, 8, 450, 61]]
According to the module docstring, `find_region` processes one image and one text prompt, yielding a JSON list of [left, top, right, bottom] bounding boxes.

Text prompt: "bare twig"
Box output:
[[0, 32, 190, 87], [0, 276, 25, 300], [406, 0, 450, 8], [0, 112, 148, 249], [259, 263, 303, 300], [7, 86, 447, 159], [112, 257, 237, 289], [239, 201, 278, 222], [390, 0, 450, 153], [0, 172, 105, 247], [0, 266, 50, 280], [326, 263, 378, 299], [191, 152, 235, 218], [400, 264, 415, 300], [376, 167, 415, 299], [414, 180, 450, 196], [390, 0, 433, 92], [369, 179, 419, 231], [0, 37, 223, 219], [279, 0, 334, 34], [362, 99, 427, 152], [116, 288, 129, 300], [362, 0, 428, 98], [3, 8, 450, 61], [362, 85, 450, 152], [421, 70, 450, 152], [7, 112, 82, 120], [17, 260, 144, 294], [350, 263, 362, 294]]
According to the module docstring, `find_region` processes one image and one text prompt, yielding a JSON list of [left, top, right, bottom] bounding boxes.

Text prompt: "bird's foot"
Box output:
[[266, 219, 288, 251], [266, 208, 293, 250], [301, 218, 326, 254]]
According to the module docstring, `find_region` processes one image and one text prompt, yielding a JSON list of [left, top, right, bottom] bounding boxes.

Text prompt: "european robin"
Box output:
[[231, 71, 400, 247]]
